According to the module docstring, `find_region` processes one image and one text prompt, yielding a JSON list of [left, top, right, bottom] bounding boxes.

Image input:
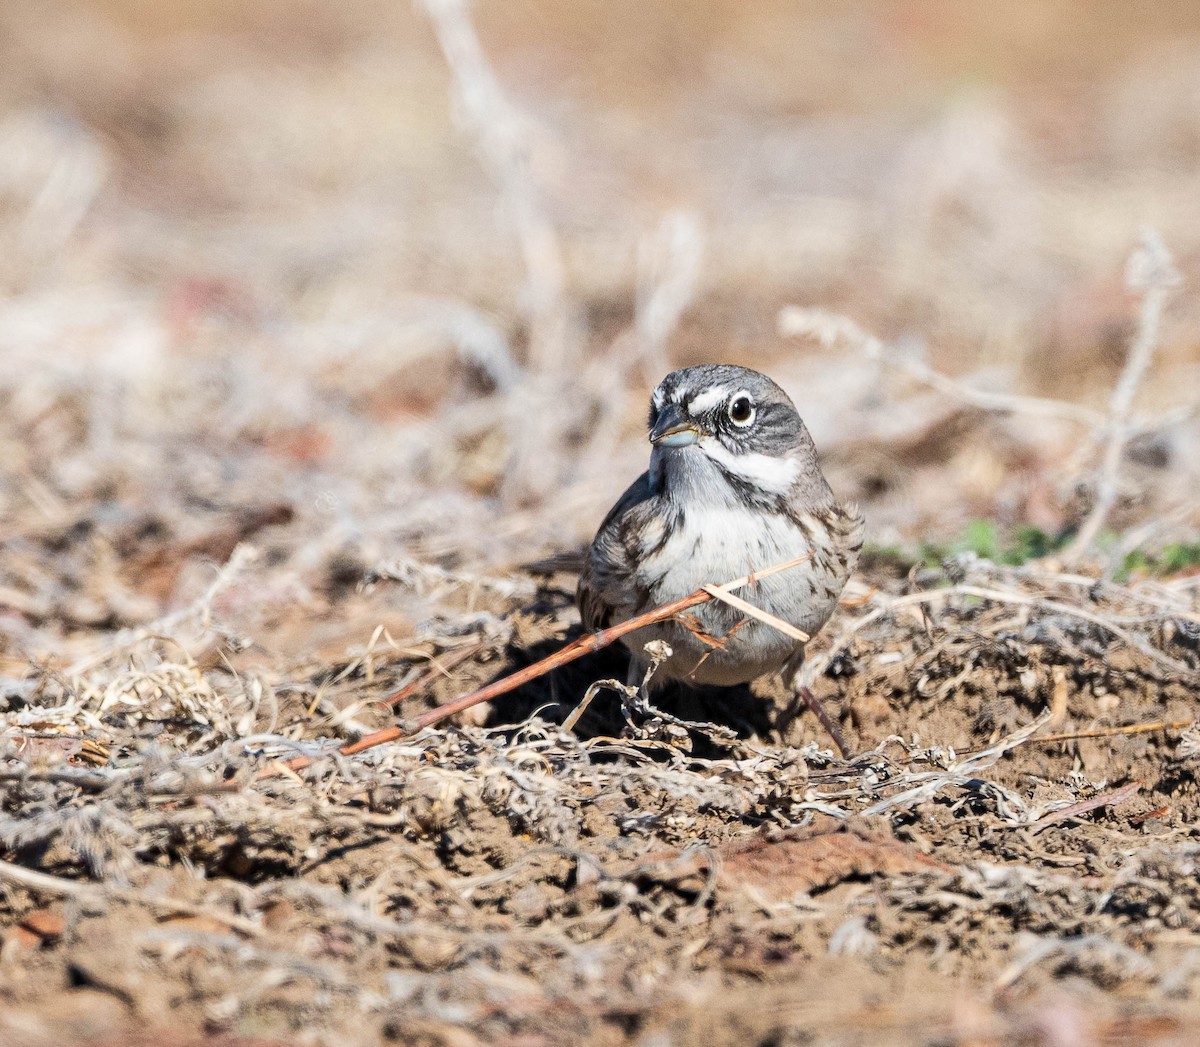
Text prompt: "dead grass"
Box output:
[[1, 3, 1199, 1046]]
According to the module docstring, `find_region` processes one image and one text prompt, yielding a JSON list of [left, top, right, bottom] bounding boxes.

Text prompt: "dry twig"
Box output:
[[959, 719, 1193, 753], [0, 858, 261, 936], [801, 577, 1200, 690], [782, 230, 1187, 566], [702, 584, 810, 643], [634, 209, 704, 377], [1028, 780, 1142, 832], [778, 307, 1102, 425], [418, 0, 569, 371], [383, 646, 486, 709], [1064, 229, 1182, 560], [264, 553, 814, 776]]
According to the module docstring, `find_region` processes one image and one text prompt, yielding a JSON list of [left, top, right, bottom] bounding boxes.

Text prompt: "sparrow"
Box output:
[[577, 364, 863, 748]]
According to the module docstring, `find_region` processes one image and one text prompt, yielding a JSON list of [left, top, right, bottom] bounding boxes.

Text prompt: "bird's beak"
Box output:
[[649, 405, 701, 447]]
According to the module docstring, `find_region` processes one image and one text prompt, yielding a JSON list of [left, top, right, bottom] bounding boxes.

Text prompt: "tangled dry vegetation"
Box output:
[[4, 538, 1200, 1047], [2, 2, 1200, 1045]]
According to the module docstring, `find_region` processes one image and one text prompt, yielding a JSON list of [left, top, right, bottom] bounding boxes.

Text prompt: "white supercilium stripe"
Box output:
[[687, 387, 730, 416], [699, 438, 802, 494]]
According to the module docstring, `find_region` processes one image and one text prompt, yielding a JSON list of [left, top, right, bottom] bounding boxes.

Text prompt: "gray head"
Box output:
[[646, 364, 833, 509]]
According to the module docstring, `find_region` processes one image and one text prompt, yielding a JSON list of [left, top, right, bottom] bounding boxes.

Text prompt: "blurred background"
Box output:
[[1, 0, 1199, 650]]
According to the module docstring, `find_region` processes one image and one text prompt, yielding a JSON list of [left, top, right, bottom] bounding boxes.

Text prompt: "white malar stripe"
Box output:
[[699, 438, 802, 494], [686, 387, 730, 416]]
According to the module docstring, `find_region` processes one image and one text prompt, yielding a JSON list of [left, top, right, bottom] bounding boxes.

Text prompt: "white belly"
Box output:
[[626, 505, 840, 686]]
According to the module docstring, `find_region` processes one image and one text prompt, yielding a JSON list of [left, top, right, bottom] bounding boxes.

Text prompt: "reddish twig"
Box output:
[[383, 645, 483, 708], [797, 684, 850, 760], [1029, 780, 1142, 833], [261, 553, 813, 778]]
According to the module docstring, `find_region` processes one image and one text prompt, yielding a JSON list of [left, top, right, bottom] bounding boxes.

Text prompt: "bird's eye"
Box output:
[[728, 395, 755, 426]]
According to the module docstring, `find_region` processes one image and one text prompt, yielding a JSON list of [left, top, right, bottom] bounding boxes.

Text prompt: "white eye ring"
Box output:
[[727, 393, 756, 426]]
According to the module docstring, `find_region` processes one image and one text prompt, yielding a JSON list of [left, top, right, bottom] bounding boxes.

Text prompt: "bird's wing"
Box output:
[[827, 500, 866, 578], [576, 471, 655, 633]]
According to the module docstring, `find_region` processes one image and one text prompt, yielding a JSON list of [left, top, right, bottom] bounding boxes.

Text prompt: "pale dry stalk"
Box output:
[[635, 209, 705, 377], [1064, 228, 1182, 560], [65, 543, 260, 676], [419, 0, 570, 373], [0, 857, 261, 935], [800, 575, 1200, 691], [777, 306, 1102, 425], [782, 228, 1187, 565], [578, 209, 705, 482]]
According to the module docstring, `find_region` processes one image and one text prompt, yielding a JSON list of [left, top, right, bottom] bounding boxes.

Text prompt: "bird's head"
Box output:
[[646, 364, 830, 508]]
